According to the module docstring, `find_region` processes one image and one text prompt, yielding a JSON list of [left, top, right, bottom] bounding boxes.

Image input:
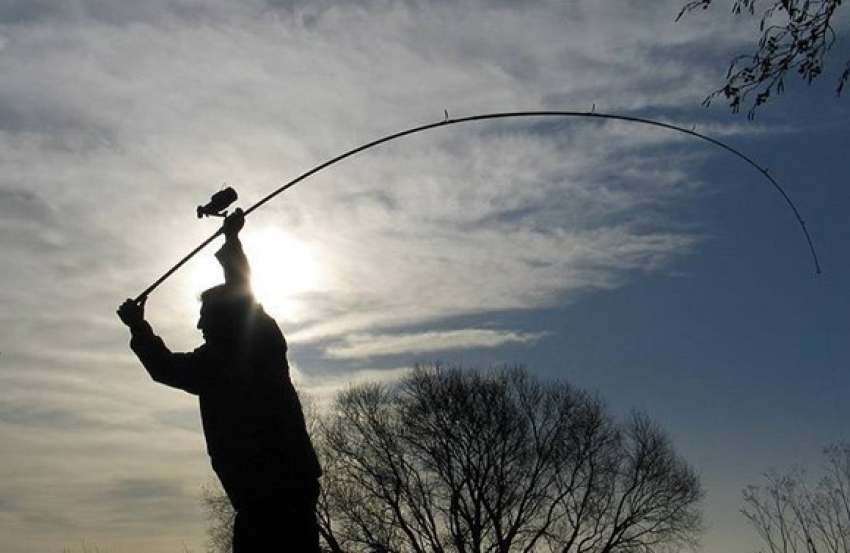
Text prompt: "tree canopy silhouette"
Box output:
[[315, 364, 703, 552], [742, 442, 850, 553], [678, 0, 848, 117]]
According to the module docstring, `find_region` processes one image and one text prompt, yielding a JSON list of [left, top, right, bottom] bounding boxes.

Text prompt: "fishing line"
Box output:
[[134, 109, 821, 303]]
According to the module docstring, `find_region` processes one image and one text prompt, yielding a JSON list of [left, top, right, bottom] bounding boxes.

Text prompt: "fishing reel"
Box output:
[[197, 186, 238, 218]]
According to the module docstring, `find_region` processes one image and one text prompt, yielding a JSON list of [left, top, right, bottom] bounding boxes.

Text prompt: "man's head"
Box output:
[[197, 284, 255, 347]]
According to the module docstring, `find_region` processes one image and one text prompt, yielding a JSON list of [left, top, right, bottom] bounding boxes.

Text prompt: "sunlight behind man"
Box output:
[[189, 227, 326, 322]]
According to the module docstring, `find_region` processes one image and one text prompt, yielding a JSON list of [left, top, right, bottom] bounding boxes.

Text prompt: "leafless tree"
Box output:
[[677, 0, 848, 117], [318, 364, 703, 553], [741, 442, 850, 553], [200, 482, 235, 553]]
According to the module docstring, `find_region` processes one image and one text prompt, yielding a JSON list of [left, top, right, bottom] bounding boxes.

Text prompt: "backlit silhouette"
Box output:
[[118, 209, 321, 552]]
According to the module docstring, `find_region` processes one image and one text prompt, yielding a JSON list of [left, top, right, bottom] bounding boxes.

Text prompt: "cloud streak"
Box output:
[[325, 328, 549, 359]]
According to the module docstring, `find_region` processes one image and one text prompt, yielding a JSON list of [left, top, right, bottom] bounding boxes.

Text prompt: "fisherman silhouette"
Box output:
[[117, 209, 322, 552]]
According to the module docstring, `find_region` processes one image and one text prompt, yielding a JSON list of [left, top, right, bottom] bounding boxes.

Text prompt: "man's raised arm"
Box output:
[[216, 208, 251, 290]]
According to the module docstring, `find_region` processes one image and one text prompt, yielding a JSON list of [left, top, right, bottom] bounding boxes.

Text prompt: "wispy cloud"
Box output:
[[291, 363, 412, 411], [325, 328, 549, 359]]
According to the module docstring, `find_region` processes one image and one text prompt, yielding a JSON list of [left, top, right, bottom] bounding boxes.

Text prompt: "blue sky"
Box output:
[[0, 1, 848, 551]]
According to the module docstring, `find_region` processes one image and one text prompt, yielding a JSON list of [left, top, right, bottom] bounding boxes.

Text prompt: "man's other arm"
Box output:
[[118, 299, 205, 394]]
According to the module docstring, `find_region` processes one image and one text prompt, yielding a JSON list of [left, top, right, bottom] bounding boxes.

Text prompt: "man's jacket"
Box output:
[[127, 239, 321, 510]]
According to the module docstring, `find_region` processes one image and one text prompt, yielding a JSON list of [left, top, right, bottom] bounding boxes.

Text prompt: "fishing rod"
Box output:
[[133, 109, 821, 303]]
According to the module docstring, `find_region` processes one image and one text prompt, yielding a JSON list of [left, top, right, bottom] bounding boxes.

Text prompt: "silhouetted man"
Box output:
[[118, 210, 321, 552]]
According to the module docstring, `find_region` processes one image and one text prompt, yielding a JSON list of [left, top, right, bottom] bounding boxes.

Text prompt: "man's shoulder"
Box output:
[[256, 305, 286, 344]]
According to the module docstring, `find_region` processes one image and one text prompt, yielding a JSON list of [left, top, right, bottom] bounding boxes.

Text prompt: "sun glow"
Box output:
[[189, 227, 326, 321]]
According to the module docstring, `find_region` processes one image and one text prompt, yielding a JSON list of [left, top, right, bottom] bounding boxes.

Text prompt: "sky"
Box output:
[[0, 0, 848, 551]]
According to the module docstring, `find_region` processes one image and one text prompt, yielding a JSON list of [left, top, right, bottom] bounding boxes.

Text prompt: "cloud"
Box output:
[[325, 328, 549, 359], [95, 476, 201, 529], [287, 222, 697, 345], [0, 402, 100, 430], [292, 363, 412, 412]]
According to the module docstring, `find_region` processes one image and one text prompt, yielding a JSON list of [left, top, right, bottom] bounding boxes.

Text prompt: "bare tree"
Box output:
[[318, 364, 703, 552], [200, 482, 235, 553], [742, 442, 850, 553], [677, 0, 848, 117]]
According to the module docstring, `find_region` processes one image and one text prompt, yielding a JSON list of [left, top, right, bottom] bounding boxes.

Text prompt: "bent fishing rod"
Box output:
[[133, 109, 821, 304]]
